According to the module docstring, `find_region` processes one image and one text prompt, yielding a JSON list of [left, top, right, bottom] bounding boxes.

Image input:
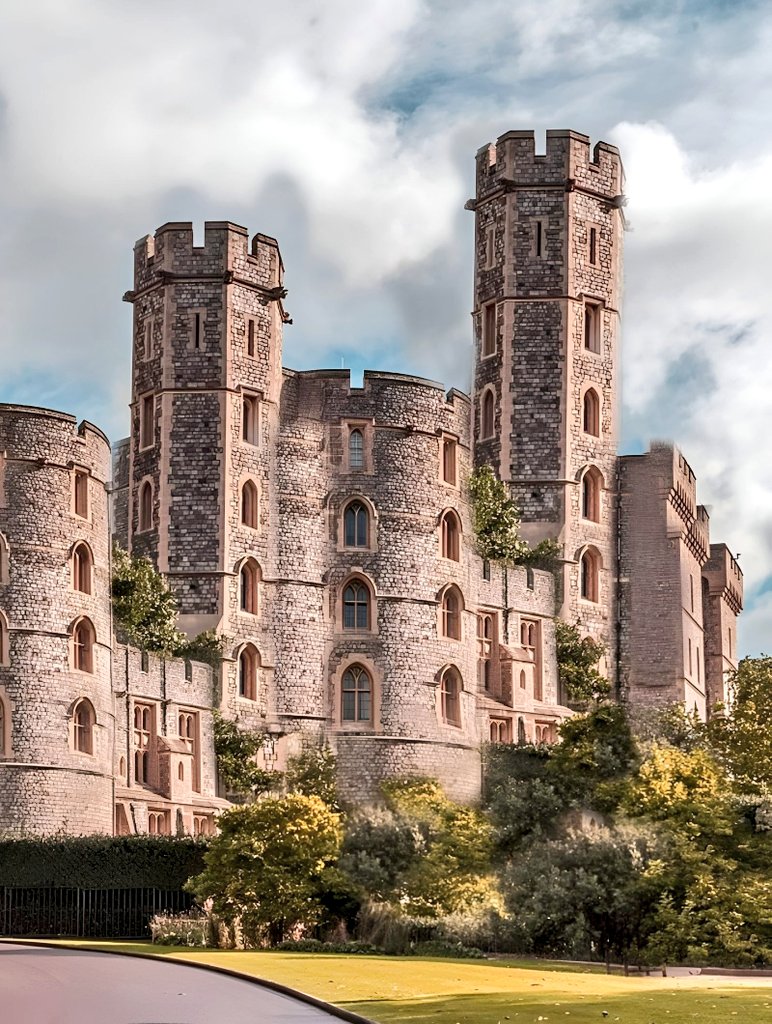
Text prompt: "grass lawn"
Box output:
[[25, 941, 772, 1024]]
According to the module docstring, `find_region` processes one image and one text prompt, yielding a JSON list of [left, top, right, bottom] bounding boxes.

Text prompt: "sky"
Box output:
[[1, 0, 771, 655]]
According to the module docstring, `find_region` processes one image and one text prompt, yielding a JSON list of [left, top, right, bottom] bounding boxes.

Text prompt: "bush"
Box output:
[[0, 835, 208, 889], [413, 939, 486, 959], [150, 910, 211, 947], [276, 938, 381, 955]]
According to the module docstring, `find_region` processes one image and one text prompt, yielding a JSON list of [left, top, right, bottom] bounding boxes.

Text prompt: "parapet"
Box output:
[[703, 543, 744, 613], [128, 221, 284, 298], [474, 128, 623, 202], [0, 404, 111, 477]]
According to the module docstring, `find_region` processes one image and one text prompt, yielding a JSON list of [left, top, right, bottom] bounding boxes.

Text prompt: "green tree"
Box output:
[[708, 656, 772, 793], [484, 744, 569, 856], [468, 465, 558, 567], [112, 545, 184, 653], [285, 745, 339, 808], [187, 794, 342, 945], [501, 824, 666, 964], [212, 712, 274, 798], [555, 620, 609, 702]]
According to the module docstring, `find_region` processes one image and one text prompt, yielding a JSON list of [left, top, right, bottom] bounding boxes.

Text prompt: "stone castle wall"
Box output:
[[0, 405, 114, 835]]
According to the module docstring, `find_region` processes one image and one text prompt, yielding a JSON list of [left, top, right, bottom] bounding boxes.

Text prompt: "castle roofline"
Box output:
[[283, 368, 470, 404], [0, 404, 111, 447]]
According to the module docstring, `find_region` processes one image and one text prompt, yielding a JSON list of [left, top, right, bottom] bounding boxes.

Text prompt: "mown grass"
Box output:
[[18, 941, 772, 1024]]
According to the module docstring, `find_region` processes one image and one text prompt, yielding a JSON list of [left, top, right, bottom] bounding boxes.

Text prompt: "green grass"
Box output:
[[18, 941, 772, 1024]]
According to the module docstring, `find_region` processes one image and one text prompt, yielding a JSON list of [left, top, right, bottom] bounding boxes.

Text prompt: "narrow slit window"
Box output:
[[536, 220, 543, 257], [442, 438, 457, 486], [583, 389, 600, 436], [241, 480, 259, 529], [482, 304, 496, 357], [481, 389, 495, 439], [247, 319, 255, 358], [589, 227, 597, 266], [74, 471, 89, 519], [484, 226, 495, 269], [140, 394, 155, 449], [349, 429, 364, 471], [139, 480, 153, 532], [144, 320, 153, 361], [193, 312, 202, 350]]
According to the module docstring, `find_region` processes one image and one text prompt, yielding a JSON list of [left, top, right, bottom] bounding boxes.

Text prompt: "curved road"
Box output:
[[0, 942, 358, 1024]]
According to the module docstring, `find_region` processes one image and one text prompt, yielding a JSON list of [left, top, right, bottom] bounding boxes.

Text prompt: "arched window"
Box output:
[[519, 670, 526, 689], [349, 429, 364, 471], [138, 480, 153, 532], [481, 389, 495, 439], [441, 510, 461, 561], [343, 500, 369, 548], [72, 617, 95, 673], [133, 703, 153, 785], [477, 614, 493, 690], [520, 620, 536, 652], [242, 395, 259, 444], [72, 698, 95, 755], [238, 644, 259, 700], [440, 667, 462, 726], [239, 558, 260, 615], [343, 579, 371, 631], [72, 542, 93, 594], [581, 466, 603, 522], [241, 480, 259, 529], [582, 388, 600, 436], [178, 762, 185, 781], [341, 664, 372, 722], [441, 586, 463, 640], [517, 717, 526, 745], [580, 547, 601, 603]]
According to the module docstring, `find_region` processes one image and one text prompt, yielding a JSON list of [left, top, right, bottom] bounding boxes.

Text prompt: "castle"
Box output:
[[0, 129, 743, 837]]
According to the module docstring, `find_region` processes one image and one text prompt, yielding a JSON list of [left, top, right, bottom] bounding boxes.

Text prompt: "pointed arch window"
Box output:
[[72, 698, 95, 755], [238, 644, 259, 700], [239, 559, 260, 615], [582, 388, 600, 436], [72, 617, 95, 673], [138, 480, 153, 532], [72, 542, 93, 594], [481, 389, 495, 440], [242, 395, 259, 445], [343, 579, 371, 631], [580, 547, 601, 603], [441, 510, 461, 561], [441, 586, 463, 640], [440, 667, 462, 726], [581, 466, 603, 522], [343, 500, 369, 548], [241, 480, 259, 529], [349, 429, 364, 471], [341, 664, 372, 722], [517, 717, 527, 745]]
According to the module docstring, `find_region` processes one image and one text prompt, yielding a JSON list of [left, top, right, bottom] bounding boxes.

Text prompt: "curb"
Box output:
[[0, 938, 378, 1024]]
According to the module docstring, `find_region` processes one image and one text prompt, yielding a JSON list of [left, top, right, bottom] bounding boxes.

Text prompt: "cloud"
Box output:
[[1, 0, 772, 651]]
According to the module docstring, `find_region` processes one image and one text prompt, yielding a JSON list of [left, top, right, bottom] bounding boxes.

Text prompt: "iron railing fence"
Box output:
[[0, 886, 194, 939]]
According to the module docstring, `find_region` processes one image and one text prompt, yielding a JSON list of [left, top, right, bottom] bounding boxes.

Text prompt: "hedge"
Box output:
[[0, 835, 209, 889]]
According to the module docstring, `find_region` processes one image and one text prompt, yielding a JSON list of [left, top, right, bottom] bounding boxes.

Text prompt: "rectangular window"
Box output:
[[139, 394, 155, 449], [482, 559, 491, 581], [482, 303, 496, 357], [584, 302, 600, 353], [192, 311, 203, 350], [247, 318, 255, 358], [589, 226, 597, 266], [688, 638, 693, 675], [442, 438, 457, 486], [179, 709, 200, 793], [144, 320, 153, 360], [696, 647, 701, 684], [532, 218, 548, 258], [74, 470, 89, 518], [690, 575, 694, 613]]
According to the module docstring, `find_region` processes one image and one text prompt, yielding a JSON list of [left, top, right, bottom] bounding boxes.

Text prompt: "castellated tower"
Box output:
[[469, 130, 624, 661], [0, 406, 113, 834], [123, 222, 287, 726]]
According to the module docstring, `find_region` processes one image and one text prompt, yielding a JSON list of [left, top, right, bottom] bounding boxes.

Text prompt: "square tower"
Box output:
[[469, 129, 624, 659]]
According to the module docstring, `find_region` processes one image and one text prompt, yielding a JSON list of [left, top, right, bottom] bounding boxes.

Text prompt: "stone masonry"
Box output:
[[0, 128, 743, 836]]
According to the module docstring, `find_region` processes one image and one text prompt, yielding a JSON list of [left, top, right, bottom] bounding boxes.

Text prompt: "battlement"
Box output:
[[129, 221, 284, 297], [0, 404, 111, 469], [703, 543, 744, 612], [475, 128, 623, 200]]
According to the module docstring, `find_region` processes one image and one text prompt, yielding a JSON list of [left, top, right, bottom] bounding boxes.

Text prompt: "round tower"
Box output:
[[0, 405, 113, 835]]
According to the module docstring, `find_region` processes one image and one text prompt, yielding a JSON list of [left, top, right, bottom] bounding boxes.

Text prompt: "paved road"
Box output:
[[0, 942, 356, 1024]]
